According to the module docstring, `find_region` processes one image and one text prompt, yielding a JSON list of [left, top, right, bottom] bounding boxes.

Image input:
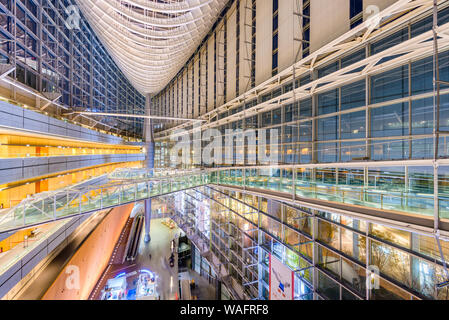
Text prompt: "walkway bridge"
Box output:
[[3, 160, 449, 237], [0, 168, 208, 234]]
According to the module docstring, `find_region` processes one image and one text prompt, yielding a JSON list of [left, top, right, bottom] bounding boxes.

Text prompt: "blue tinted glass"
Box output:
[[285, 104, 293, 122], [272, 33, 278, 49], [284, 102, 299, 122], [341, 80, 366, 110], [317, 116, 338, 141], [273, 107, 281, 125], [273, 0, 279, 12], [372, 139, 409, 160], [284, 125, 298, 143], [300, 74, 311, 86], [303, 28, 310, 42], [350, 0, 363, 18], [318, 61, 339, 78], [412, 138, 433, 159], [411, 15, 432, 38], [246, 115, 258, 128], [440, 50, 449, 88], [371, 103, 409, 137], [411, 56, 433, 95], [341, 141, 366, 162], [318, 89, 338, 115], [273, 14, 278, 31], [299, 121, 312, 142], [441, 94, 449, 132], [439, 6, 449, 25], [272, 51, 278, 69], [371, 28, 408, 56], [300, 98, 312, 117], [284, 144, 298, 164], [341, 111, 366, 139], [317, 143, 338, 163], [262, 111, 272, 127], [350, 18, 363, 29], [371, 65, 409, 103], [411, 97, 433, 135]]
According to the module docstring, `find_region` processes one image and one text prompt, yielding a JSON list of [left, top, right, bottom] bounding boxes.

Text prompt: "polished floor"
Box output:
[[92, 217, 216, 300]]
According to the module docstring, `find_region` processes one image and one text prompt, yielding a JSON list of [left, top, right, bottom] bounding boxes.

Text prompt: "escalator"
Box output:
[[124, 214, 143, 262]]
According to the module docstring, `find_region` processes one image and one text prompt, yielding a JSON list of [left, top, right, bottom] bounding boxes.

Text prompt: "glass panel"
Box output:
[[371, 66, 409, 104], [317, 116, 338, 141], [318, 89, 339, 115], [370, 28, 408, 56], [341, 257, 366, 297], [371, 240, 411, 288], [341, 80, 366, 110], [371, 103, 409, 137], [318, 220, 340, 250], [341, 111, 365, 139], [318, 245, 341, 277], [341, 228, 366, 263], [318, 271, 340, 300], [372, 278, 411, 300]]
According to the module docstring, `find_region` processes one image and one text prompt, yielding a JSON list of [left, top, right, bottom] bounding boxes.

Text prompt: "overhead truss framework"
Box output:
[[156, 0, 448, 139], [75, 0, 228, 93]]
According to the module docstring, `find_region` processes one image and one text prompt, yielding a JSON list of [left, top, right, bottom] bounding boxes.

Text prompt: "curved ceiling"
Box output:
[[76, 0, 228, 94]]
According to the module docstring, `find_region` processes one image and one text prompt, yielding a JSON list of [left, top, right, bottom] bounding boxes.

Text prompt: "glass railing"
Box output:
[[116, 168, 447, 220], [108, 167, 202, 180], [212, 170, 447, 219], [0, 171, 209, 234], [3, 165, 448, 235]]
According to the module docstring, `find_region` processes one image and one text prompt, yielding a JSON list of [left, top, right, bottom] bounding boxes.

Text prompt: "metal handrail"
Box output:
[[0, 171, 209, 234]]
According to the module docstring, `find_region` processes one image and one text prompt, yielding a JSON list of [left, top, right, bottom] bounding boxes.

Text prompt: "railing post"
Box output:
[[53, 195, 56, 219], [22, 202, 26, 226], [292, 168, 296, 200], [78, 191, 81, 214], [243, 169, 246, 190], [434, 162, 439, 230], [381, 193, 383, 209]]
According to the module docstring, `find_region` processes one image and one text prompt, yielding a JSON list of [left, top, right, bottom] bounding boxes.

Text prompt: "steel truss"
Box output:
[[156, 0, 448, 139], [75, 0, 229, 93]]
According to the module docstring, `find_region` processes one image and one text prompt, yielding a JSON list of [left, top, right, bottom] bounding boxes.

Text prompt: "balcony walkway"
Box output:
[[2, 165, 449, 236], [0, 169, 208, 235]]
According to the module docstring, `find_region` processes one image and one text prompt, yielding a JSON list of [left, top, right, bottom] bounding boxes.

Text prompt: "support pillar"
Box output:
[[144, 94, 155, 243]]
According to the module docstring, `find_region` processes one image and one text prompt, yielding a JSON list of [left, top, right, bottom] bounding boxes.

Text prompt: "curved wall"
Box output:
[[41, 203, 133, 300]]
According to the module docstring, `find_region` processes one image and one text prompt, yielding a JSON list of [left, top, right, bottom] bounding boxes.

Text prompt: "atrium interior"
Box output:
[[1, 0, 449, 302]]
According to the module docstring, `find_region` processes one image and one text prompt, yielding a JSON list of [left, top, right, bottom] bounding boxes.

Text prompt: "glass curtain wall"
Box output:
[[169, 185, 449, 300], [0, 0, 145, 138]]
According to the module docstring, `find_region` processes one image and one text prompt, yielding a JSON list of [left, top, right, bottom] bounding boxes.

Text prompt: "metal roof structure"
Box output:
[[75, 0, 228, 93]]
